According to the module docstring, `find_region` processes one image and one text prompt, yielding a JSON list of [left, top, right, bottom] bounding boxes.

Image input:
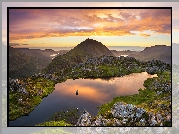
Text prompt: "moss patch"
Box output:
[[97, 71, 171, 122], [9, 77, 55, 121]]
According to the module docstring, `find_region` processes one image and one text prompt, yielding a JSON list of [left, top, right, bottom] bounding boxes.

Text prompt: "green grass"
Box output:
[[9, 77, 55, 121], [97, 89, 156, 116], [97, 70, 171, 118], [9, 57, 171, 126]]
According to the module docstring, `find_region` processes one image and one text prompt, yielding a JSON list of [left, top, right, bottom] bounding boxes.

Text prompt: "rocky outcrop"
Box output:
[[76, 102, 171, 126], [9, 78, 28, 95]]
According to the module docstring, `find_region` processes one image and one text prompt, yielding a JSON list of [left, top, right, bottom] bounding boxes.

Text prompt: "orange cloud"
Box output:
[[9, 9, 171, 42]]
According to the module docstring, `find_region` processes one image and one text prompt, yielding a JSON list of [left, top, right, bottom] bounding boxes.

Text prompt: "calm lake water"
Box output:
[[9, 72, 157, 126]]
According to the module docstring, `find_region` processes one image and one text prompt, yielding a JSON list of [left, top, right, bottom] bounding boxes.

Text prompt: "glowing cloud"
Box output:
[[9, 9, 171, 42]]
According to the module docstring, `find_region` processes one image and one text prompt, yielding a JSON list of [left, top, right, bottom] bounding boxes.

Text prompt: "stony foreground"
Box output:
[[76, 102, 171, 126]]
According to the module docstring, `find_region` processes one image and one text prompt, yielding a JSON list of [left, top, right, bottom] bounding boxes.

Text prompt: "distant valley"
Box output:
[[9, 46, 39, 79], [8, 39, 172, 126], [8, 40, 171, 79]]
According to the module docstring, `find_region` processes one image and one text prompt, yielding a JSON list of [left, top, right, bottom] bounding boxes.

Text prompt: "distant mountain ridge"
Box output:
[[44, 38, 115, 73], [108, 46, 145, 51], [110, 50, 140, 57], [129, 45, 171, 64]]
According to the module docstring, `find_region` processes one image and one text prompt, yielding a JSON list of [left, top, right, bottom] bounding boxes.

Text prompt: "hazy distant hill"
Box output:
[[108, 46, 145, 51], [111, 50, 140, 57], [44, 38, 115, 73], [17, 48, 55, 57], [9, 46, 38, 79], [17, 48, 57, 70], [17, 48, 68, 56], [129, 45, 171, 64]]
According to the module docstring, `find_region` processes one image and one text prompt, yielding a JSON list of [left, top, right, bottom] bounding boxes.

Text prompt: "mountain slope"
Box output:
[[9, 46, 38, 79], [17, 48, 54, 70], [44, 38, 115, 74], [129, 45, 171, 64], [69, 38, 115, 59]]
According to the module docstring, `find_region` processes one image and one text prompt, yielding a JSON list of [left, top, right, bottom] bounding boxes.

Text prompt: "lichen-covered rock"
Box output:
[[76, 102, 171, 126], [9, 78, 28, 95], [156, 113, 163, 123], [76, 110, 92, 126]]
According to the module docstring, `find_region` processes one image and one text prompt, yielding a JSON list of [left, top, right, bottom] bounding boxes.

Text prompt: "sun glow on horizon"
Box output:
[[9, 8, 171, 48]]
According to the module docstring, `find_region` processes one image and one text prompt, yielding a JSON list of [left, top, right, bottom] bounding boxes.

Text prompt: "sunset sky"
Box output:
[[8, 7, 171, 48]]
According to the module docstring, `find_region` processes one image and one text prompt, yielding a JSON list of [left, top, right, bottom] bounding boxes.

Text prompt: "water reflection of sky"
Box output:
[[55, 72, 157, 105], [9, 72, 157, 126]]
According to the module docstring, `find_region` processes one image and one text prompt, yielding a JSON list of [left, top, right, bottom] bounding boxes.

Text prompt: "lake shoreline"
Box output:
[[9, 71, 155, 126], [37, 71, 171, 126], [9, 57, 171, 126]]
